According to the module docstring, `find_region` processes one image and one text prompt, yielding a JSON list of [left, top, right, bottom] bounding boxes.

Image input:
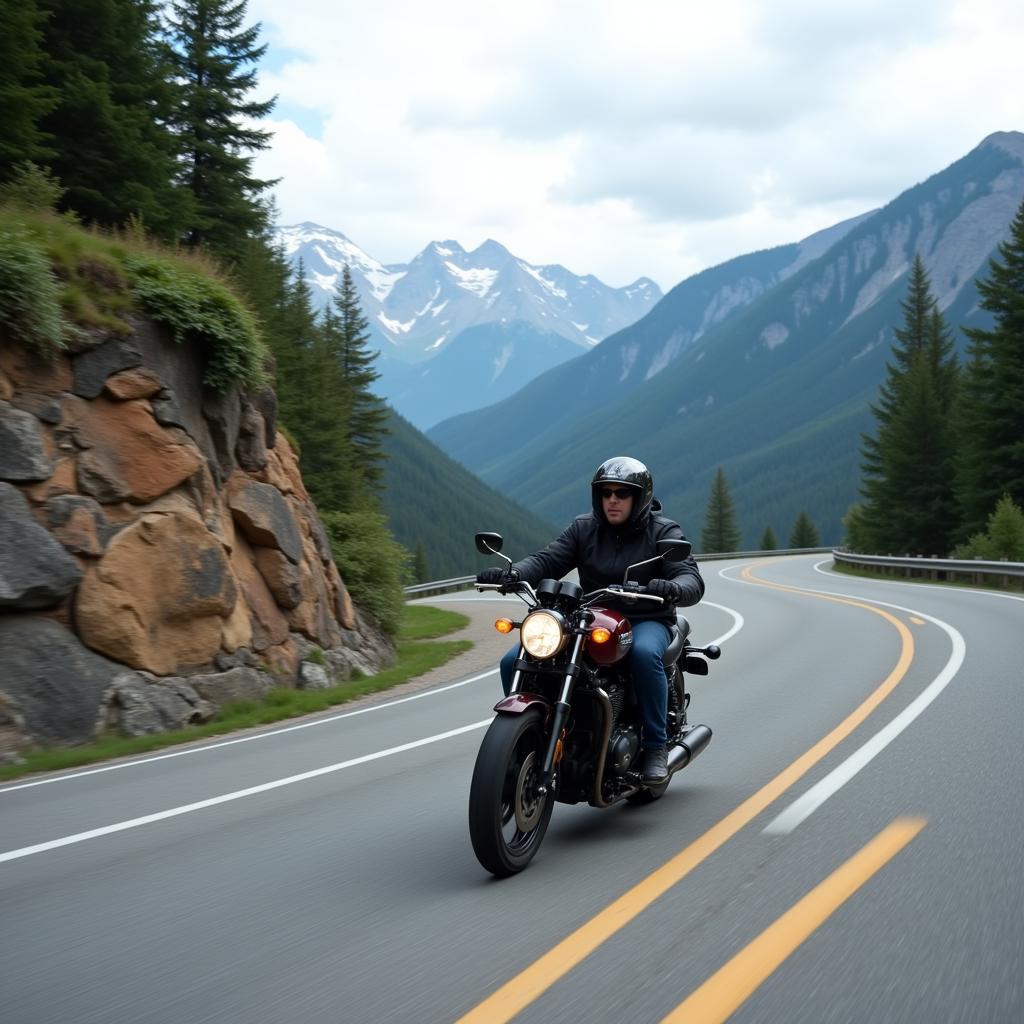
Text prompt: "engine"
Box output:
[[604, 680, 639, 775]]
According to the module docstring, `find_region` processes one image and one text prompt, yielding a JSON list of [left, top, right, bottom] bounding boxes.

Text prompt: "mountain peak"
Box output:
[[429, 240, 465, 257], [980, 130, 1024, 162]]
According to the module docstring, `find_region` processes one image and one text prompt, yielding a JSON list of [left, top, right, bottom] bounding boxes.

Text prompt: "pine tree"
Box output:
[[166, 0, 277, 257], [34, 0, 185, 237], [0, 0, 55, 179], [857, 255, 960, 554], [701, 467, 741, 553], [327, 265, 389, 493], [413, 539, 430, 583], [956, 197, 1024, 536], [759, 526, 777, 551], [789, 510, 820, 548]]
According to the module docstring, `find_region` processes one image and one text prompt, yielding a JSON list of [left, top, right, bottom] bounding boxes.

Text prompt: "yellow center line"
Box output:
[[911, 616, 926, 625], [660, 817, 927, 1024], [456, 563, 915, 1024]]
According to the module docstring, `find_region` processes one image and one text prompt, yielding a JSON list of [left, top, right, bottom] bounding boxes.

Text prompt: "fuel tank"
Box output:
[[585, 606, 634, 665]]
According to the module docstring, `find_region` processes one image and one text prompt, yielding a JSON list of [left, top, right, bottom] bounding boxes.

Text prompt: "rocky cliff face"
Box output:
[[0, 319, 394, 760]]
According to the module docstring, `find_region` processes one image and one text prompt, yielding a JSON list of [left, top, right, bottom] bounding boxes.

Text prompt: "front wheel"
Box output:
[[469, 709, 554, 877]]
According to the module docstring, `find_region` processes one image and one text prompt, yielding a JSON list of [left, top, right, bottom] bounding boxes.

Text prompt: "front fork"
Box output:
[[536, 633, 585, 795]]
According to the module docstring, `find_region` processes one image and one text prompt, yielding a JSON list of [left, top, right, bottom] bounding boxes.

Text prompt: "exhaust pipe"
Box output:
[[666, 724, 712, 774]]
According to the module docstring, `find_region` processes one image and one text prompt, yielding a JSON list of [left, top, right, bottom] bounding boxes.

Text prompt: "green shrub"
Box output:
[[953, 495, 1024, 561], [323, 508, 411, 637], [125, 254, 267, 392], [307, 647, 326, 666], [0, 162, 65, 211], [0, 227, 67, 354]]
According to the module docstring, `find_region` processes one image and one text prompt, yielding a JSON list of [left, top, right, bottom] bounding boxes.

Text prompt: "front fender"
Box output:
[[493, 693, 550, 716]]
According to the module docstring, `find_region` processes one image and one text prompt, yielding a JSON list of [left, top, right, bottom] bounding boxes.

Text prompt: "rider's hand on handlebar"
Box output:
[[476, 566, 521, 586], [646, 578, 683, 602]]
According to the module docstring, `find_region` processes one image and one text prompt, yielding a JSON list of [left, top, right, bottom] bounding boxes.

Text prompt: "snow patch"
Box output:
[[378, 313, 415, 334], [430, 299, 449, 317], [426, 333, 449, 351], [491, 343, 514, 383], [619, 343, 639, 382], [571, 321, 590, 332], [445, 261, 498, 297], [760, 323, 790, 350], [520, 262, 568, 299]]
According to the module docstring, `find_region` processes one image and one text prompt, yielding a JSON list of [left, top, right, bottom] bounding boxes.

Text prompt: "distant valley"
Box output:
[[427, 131, 1024, 549]]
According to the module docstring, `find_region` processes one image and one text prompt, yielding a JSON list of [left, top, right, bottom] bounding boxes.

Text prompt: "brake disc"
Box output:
[[514, 750, 542, 832]]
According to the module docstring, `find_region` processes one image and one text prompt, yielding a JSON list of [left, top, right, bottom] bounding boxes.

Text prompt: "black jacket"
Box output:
[[511, 500, 704, 625]]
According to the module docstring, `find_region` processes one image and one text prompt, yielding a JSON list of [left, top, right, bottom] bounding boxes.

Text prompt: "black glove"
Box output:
[[646, 578, 682, 602], [476, 566, 520, 585]]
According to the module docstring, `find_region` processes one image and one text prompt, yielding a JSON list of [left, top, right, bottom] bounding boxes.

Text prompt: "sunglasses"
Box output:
[[600, 487, 635, 500]]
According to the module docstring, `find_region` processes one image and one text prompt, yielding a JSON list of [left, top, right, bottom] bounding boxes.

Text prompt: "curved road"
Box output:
[[1, 556, 1022, 1023]]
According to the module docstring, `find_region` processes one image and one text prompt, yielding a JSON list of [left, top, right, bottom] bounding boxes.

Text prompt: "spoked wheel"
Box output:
[[469, 709, 555, 877]]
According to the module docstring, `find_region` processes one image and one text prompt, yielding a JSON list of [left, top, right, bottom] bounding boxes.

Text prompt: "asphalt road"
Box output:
[[1, 555, 1022, 1023]]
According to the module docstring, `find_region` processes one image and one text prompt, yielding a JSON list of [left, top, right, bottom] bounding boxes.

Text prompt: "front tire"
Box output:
[[469, 709, 554, 877]]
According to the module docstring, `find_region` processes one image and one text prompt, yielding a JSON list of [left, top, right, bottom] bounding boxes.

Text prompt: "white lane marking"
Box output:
[[1, 596, 743, 797], [812, 558, 1024, 603], [701, 601, 745, 646], [0, 670, 497, 795], [754, 579, 966, 834], [0, 720, 492, 865]]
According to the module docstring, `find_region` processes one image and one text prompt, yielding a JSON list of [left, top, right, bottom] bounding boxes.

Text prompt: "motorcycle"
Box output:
[[468, 531, 720, 877]]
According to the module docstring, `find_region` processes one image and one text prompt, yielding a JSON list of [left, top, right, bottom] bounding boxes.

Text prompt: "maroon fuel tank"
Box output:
[[584, 606, 634, 665]]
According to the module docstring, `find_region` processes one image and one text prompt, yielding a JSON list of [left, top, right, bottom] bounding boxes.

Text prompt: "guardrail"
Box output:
[[832, 549, 1024, 585], [403, 547, 832, 598]]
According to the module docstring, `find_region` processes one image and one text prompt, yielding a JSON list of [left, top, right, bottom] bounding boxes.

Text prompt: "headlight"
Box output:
[[520, 611, 566, 659]]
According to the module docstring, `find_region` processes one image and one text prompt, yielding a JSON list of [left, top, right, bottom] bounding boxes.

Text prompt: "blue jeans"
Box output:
[[498, 619, 671, 749]]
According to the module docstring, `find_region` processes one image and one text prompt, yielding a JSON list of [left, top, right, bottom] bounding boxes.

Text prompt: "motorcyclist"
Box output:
[[476, 456, 704, 783]]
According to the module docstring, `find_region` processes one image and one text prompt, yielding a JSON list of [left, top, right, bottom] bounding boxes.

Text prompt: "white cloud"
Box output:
[[249, 0, 1024, 288]]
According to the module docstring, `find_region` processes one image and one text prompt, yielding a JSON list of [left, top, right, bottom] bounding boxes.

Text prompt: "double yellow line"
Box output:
[[458, 563, 925, 1024]]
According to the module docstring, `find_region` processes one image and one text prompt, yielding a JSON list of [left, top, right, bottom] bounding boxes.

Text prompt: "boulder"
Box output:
[[71, 339, 143, 398], [71, 397, 203, 504], [235, 400, 268, 472], [0, 483, 82, 607], [10, 391, 62, 424], [298, 661, 330, 690], [253, 546, 304, 609], [228, 531, 290, 652], [22, 457, 78, 503], [202, 388, 241, 481], [103, 672, 217, 736], [188, 667, 273, 705], [45, 495, 116, 556], [104, 367, 162, 400], [261, 637, 300, 680], [0, 616, 121, 744], [0, 400, 53, 481], [248, 387, 278, 447], [76, 510, 237, 674], [227, 477, 303, 563], [0, 344, 72, 394]]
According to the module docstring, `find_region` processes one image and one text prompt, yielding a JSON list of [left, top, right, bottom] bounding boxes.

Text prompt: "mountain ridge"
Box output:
[[428, 132, 1024, 548]]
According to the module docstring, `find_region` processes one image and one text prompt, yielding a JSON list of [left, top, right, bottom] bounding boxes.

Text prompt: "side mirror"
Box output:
[[657, 539, 692, 563], [475, 532, 504, 555]]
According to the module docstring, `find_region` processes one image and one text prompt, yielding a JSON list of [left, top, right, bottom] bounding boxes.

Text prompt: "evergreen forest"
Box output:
[[0, 0, 554, 629]]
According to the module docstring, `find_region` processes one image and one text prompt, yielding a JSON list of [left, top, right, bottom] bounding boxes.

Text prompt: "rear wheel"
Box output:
[[469, 709, 554, 877]]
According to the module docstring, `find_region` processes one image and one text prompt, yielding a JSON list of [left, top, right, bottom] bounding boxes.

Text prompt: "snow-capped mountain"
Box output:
[[276, 223, 662, 362]]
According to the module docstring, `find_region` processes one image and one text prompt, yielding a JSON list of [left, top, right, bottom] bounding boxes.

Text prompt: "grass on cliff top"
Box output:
[[0, 204, 266, 392], [0, 605, 472, 783]]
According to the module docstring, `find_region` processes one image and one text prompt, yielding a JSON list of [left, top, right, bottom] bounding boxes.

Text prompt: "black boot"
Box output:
[[640, 745, 668, 783]]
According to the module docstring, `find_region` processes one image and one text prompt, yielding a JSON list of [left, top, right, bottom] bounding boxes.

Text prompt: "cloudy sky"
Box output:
[[249, 0, 1024, 290]]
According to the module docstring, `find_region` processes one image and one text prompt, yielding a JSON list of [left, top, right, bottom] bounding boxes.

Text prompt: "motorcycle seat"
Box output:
[[662, 621, 687, 667]]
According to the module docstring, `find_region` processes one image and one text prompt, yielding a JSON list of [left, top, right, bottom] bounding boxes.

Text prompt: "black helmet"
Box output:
[[591, 456, 654, 524]]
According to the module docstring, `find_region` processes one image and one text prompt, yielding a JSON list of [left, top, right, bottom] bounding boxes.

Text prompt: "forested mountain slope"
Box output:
[[380, 409, 556, 579], [430, 132, 1024, 548]]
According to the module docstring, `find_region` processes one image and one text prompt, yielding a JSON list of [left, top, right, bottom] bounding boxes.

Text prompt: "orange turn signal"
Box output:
[[591, 627, 612, 644], [494, 618, 514, 634]]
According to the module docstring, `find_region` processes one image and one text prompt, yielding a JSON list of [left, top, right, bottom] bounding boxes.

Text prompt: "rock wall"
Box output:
[[0, 319, 394, 760]]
